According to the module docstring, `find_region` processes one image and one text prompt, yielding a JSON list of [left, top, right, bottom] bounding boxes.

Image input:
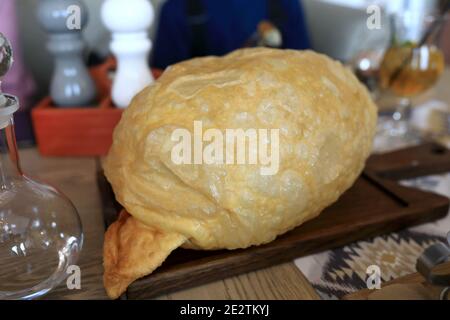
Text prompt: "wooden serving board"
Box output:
[[97, 143, 450, 299]]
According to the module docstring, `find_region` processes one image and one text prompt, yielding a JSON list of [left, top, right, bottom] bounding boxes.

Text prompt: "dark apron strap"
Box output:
[[186, 0, 208, 57], [267, 0, 287, 30], [186, 0, 287, 54]]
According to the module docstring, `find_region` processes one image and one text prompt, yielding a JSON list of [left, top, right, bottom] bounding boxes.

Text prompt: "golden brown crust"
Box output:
[[104, 48, 377, 250], [103, 210, 185, 299], [103, 48, 377, 297]]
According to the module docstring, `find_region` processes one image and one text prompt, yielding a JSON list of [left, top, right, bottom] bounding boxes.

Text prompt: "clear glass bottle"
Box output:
[[0, 33, 83, 299]]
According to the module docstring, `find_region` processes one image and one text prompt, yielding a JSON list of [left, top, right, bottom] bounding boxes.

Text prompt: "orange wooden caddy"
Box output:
[[32, 58, 162, 156]]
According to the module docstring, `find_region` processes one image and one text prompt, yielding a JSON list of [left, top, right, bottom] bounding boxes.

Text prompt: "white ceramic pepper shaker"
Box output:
[[101, 0, 154, 108]]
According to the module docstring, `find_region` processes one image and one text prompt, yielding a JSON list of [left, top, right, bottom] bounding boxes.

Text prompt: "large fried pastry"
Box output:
[[103, 48, 377, 298]]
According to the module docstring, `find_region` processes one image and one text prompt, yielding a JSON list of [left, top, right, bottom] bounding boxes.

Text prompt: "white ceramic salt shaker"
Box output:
[[101, 0, 154, 108]]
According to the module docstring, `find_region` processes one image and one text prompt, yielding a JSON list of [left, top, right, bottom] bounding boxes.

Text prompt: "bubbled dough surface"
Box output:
[[104, 48, 377, 250]]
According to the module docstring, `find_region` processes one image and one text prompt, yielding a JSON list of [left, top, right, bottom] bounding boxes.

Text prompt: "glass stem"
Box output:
[[390, 98, 412, 136]]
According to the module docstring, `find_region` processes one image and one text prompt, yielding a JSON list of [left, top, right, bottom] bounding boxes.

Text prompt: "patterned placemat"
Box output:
[[294, 173, 450, 300]]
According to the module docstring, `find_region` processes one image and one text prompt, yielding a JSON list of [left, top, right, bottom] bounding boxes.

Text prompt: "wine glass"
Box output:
[[375, 11, 448, 152]]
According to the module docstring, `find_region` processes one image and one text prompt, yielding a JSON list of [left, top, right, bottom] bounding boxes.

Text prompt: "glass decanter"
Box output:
[[0, 33, 83, 299]]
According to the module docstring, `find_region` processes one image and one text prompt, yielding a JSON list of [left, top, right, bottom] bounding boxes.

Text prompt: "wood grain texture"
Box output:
[[14, 148, 319, 300], [17, 148, 109, 299], [366, 143, 450, 179], [32, 97, 123, 157], [158, 263, 320, 300], [343, 261, 450, 300], [98, 145, 450, 299]]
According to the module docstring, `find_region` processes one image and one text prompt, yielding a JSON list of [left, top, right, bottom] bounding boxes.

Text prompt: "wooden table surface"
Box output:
[[22, 69, 450, 300], [344, 261, 450, 300], [20, 149, 319, 300]]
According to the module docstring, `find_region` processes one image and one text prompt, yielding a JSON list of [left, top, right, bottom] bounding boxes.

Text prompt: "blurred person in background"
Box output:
[[151, 0, 311, 69]]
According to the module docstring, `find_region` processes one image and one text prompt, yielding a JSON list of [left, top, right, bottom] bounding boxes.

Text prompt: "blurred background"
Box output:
[[10, 0, 446, 97]]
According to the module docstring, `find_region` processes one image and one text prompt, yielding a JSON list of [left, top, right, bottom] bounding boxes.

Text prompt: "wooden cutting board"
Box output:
[[97, 143, 450, 299]]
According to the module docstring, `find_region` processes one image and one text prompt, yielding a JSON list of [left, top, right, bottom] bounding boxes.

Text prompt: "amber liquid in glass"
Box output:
[[379, 44, 445, 97]]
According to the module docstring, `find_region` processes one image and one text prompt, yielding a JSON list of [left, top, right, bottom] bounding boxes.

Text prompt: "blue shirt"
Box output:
[[151, 0, 311, 69]]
